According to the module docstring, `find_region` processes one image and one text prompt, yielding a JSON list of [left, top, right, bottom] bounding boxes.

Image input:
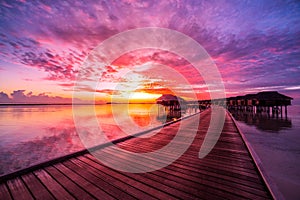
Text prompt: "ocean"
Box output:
[[230, 105, 300, 199]]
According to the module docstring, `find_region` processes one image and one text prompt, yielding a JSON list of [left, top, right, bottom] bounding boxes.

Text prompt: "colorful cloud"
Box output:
[[0, 0, 299, 103]]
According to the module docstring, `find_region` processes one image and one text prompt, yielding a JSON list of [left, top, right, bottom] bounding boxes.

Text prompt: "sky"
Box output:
[[0, 0, 299, 104]]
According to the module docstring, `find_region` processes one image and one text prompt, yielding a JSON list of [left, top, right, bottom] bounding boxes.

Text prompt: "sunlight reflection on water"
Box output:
[[0, 104, 198, 175]]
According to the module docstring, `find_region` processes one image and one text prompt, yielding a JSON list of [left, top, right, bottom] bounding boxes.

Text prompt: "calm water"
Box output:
[[0, 104, 198, 175], [230, 105, 300, 200]]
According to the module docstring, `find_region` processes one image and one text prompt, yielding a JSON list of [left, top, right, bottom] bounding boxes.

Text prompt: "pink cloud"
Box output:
[[0, 0, 299, 102]]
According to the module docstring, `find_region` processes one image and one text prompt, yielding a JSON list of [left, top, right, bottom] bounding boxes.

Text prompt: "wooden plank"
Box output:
[[54, 163, 112, 200], [97, 145, 268, 199], [66, 159, 136, 200], [22, 173, 55, 199], [93, 111, 270, 199], [34, 169, 75, 199], [81, 154, 176, 200], [76, 156, 157, 200], [7, 177, 33, 200], [170, 160, 264, 189], [72, 157, 154, 199], [107, 141, 260, 181], [84, 153, 232, 199], [62, 159, 131, 199], [118, 138, 257, 171], [0, 183, 12, 200], [85, 153, 237, 200], [45, 166, 94, 200]]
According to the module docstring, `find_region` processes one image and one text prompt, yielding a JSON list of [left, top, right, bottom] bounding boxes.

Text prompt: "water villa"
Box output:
[[156, 94, 186, 110], [227, 91, 293, 116], [197, 91, 293, 117]]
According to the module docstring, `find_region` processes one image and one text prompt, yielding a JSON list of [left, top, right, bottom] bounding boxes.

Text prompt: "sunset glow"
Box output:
[[1, 2, 300, 198], [129, 92, 161, 102], [0, 0, 299, 104]]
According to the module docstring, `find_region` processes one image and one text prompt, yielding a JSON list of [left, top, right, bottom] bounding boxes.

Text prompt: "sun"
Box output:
[[129, 92, 161, 103]]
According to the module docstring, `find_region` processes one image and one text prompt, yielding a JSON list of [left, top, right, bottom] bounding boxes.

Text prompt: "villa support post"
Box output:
[[285, 105, 287, 118]]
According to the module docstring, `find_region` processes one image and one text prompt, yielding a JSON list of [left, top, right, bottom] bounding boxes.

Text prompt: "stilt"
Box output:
[[285, 105, 287, 117]]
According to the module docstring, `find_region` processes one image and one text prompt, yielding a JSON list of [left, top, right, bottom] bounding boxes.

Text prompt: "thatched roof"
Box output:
[[227, 91, 293, 101], [255, 91, 293, 100], [156, 94, 185, 102], [244, 94, 257, 99]]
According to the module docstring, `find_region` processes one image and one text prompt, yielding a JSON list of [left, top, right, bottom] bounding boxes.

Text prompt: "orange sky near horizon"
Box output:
[[1, 0, 299, 104], [70, 48, 212, 103]]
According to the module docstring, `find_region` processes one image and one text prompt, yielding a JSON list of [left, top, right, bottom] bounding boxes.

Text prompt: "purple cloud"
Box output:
[[0, 90, 71, 104], [0, 0, 299, 100]]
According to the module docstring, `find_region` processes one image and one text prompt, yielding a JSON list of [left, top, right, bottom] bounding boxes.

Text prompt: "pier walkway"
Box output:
[[0, 108, 272, 199]]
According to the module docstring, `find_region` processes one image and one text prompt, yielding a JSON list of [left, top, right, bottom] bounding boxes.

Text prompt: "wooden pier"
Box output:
[[0, 109, 273, 199]]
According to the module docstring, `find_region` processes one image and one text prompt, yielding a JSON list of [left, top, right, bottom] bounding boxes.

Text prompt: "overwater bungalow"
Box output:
[[244, 94, 258, 106], [197, 91, 293, 117], [197, 99, 211, 109], [226, 91, 293, 116], [255, 91, 292, 106], [156, 94, 186, 110]]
